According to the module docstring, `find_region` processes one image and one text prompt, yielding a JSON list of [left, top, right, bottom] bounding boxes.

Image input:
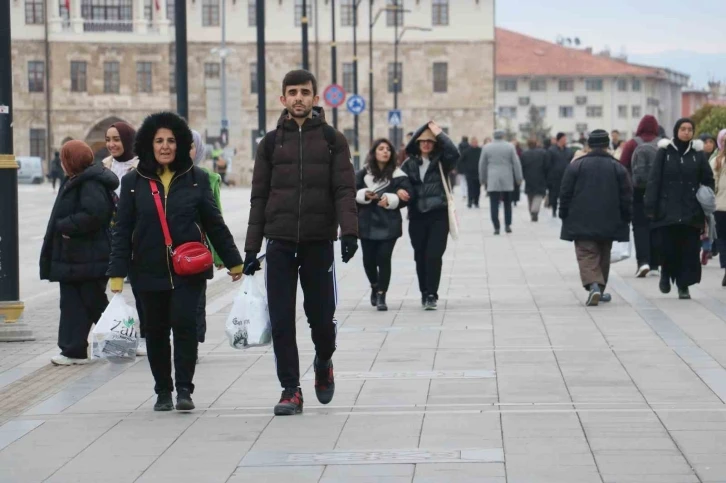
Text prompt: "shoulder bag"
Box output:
[[437, 162, 460, 240]]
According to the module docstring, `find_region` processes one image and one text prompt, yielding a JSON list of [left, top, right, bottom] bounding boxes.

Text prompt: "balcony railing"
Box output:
[[83, 20, 133, 32]]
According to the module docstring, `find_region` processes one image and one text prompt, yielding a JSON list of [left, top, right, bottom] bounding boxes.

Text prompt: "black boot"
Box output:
[[370, 285, 378, 307], [659, 272, 671, 294], [376, 292, 388, 311], [176, 388, 195, 411], [154, 392, 173, 412]]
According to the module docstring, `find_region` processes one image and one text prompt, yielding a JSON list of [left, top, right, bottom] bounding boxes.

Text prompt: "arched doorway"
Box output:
[[84, 116, 133, 163]]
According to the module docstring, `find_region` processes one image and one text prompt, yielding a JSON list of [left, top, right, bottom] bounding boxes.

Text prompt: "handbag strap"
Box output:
[[437, 162, 453, 200], [149, 179, 173, 251]]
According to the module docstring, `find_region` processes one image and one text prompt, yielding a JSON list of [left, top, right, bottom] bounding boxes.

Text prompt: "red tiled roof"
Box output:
[[496, 28, 662, 78]]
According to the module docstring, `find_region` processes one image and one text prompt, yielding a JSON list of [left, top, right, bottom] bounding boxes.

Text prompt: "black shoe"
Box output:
[[314, 356, 335, 404], [424, 294, 438, 311], [376, 292, 388, 311], [494, 229, 500, 235], [154, 392, 174, 412], [505, 226, 512, 233], [722, 270, 726, 287], [586, 284, 601, 307], [421, 293, 427, 307], [678, 287, 691, 300], [175, 389, 195, 411], [274, 387, 303, 415], [659, 273, 671, 294], [601, 293, 612, 303], [370, 285, 378, 307], [531, 213, 539, 222]]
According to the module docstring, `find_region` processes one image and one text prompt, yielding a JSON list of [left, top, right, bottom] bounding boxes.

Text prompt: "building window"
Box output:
[[518, 97, 530, 106], [586, 106, 603, 118], [81, 0, 133, 31], [250, 62, 258, 94], [388, 62, 402, 93], [144, 0, 153, 24], [341, 0, 356, 26], [537, 107, 546, 118], [342, 63, 354, 94], [344, 128, 356, 146], [632, 106, 642, 118], [617, 78, 627, 92], [432, 0, 449, 26], [167, 0, 175, 24], [295, 0, 313, 27], [70, 61, 87, 92], [103, 61, 120, 94], [247, 0, 257, 26], [647, 97, 660, 107], [498, 79, 517, 92], [30, 129, 46, 159], [205, 62, 221, 79], [202, 0, 220, 26], [433, 62, 447, 93], [558, 79, 574, 92], [585, 78, 603, 91], [28, 61, 45, 93], [137, 61, 153, 93], [618, 105, 627, 118], [559, 106, 574, 118], [25, 0, 45, 24], [575, 96, 587, 106], [169, 47, 176, 94], [530, 78, 546, 91], [498, 106, 517, 119], [386, 0, 404, 27], [576, 123, 588, 133], [632, 79, 642, 92]]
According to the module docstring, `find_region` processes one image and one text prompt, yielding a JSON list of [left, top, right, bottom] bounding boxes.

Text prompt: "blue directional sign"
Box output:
[[346, 95, 366, 116], [388, 110, 402, 127]]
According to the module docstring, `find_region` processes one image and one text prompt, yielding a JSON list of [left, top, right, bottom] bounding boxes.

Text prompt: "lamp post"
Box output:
[[331, 0, 337, 128], [256, 0, 266, 138], [175, 0, 188, 120], [301, 0, 309, 70], [352, 0, 360, 168], [393, 25, 431, 148], [211, 0, 231, 144]]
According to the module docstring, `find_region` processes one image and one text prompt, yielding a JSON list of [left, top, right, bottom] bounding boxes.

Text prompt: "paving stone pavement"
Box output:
[[2, 186, 726, 482]]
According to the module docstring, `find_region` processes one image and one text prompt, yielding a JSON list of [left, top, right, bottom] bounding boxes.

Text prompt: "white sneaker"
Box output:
[[51, 354, 90, 366], [635, 264, 650, 278], [136, 338, 147, 356]]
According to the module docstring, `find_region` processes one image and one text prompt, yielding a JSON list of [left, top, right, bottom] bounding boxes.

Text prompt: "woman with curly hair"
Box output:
[[107, 111, 243, 411]]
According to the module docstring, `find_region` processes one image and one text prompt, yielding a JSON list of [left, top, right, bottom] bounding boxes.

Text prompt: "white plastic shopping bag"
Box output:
[[91, 294, 140, 362], [225, 275, 272, 349], [610, 239, 632, 264]]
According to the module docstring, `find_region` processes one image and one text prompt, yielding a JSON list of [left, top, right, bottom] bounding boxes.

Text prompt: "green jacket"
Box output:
[[202, 167, 224, 266]]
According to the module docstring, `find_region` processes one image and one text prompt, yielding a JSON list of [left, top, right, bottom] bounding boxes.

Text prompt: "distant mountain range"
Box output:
[[628, 51, 726, 90]]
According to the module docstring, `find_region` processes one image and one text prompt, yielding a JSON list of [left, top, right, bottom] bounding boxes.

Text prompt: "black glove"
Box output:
[[340, 235, 358, 263], [243, 252, 261, 276]]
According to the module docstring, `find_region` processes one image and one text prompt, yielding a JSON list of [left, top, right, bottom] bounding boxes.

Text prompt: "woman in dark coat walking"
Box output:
[[40, 141, 119, 365], [107, 111, 243, 412], [645, 118, 714, 299], [356, 139, 412, 311], [400, 121, 460, 310], [521, 139, 549, 221]]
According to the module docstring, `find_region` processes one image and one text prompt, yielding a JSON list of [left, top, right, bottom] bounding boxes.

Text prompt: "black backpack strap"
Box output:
[[322, 124, 337, 154], [264, 128, 280, 160]]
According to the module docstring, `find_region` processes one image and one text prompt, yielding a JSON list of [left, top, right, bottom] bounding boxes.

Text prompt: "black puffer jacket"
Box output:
[[400, 125, 460, 219], [547, 145, 573, 196], [458, 146, 482, 180], [559, 150, 633, 242], [644, 139, 714, 229], [356, 167, 412, 240], [40, 164, 119, 282], [107, 112, 242, 291], [521, 148, 549, 196]]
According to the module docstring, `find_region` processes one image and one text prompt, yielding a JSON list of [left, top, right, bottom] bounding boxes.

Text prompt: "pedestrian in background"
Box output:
[[546, 133, 574, 218], [559, 130, 632, 306], [458, 136, 482, 208], [108, 111, 243, 412], [479, 129, 523, 234], [710, 129, 726, 286], [40, 140, 119, 365], [702, 133, 718, 163], [645, 118, 714, 299], [521, 139, 548, 221], [456, 136, 470, 200], [401, 121, 460, 310], [49, 151, 63, 193], [397, 131, 414, 166], [356, 139, 412, 311]]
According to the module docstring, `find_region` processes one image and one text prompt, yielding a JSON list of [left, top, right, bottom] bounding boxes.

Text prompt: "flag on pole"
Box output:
[[155, 0, 160, 10], [65, 0, 70, 11]]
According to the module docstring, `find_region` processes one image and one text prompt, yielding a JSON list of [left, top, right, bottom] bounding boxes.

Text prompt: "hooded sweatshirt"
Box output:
[[619, 115, 659, 171]]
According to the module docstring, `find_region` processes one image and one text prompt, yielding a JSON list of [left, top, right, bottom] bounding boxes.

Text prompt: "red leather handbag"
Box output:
[[149, 179, 213, 276]]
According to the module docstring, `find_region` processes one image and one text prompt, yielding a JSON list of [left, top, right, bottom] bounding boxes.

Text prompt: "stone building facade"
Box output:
[[9, 0, 495, 182]]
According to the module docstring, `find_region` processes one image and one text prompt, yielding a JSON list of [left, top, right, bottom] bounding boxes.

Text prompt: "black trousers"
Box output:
[[409, 212, 449, 298], [137, 281, 204, 394], [466, 176, 481, 207], [196, 280, 207, 343], [655, 224, 702, 289], [489, 192, 512, 230], [266, 240, 337, 389], [715, 211, 726, 269], [58, 279, 108, 359], [130, 284, 146, 338], [632, 190, 658, 269], [361, 239, 397, 292], [550, 194, 559, 217]]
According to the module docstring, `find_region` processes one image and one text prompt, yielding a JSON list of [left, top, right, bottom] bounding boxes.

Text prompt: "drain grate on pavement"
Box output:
[[240, 448, 504, 466]]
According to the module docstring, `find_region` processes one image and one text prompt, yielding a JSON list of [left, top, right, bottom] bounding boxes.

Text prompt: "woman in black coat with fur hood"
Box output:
[[107, 111, 243, 412], [40, 140, 119, 366]]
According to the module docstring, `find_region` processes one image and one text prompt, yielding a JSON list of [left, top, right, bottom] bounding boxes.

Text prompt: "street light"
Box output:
[[392, 25, 431, 148], [210, 0, 233, 145]]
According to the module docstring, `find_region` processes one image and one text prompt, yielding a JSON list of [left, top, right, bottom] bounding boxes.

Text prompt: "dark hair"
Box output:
[[527, 139, 537, 149], [556, 132, 566, 141], [366, 138, 397, 182], [134, 111, 193, 174], [282, 69, 318, 96], [611, 130, 620, 135]]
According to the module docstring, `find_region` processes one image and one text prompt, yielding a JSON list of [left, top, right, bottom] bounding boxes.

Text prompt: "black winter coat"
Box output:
[[547, 145, 573, 196], [644, 139, 714, 229], [107, 160, 242, 292], [521, 148, 549, 196], [40, 164, 119, 282], [458, 146, 482, 180], [559, 151, 633, 242], [355, 167, 412, 240], [400, 125, 460, 219]]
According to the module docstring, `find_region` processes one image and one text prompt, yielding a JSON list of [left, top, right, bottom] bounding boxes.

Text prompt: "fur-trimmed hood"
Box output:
[[134, 111, 194, 176], [658, 138, 704, 153]]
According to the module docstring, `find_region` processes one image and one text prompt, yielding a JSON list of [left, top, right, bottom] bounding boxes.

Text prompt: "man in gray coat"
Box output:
[[479, 130, 523, 234]]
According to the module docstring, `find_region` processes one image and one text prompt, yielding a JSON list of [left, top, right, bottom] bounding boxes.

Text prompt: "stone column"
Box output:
[[156, 0, 170, 35], [70, 0, 84, 33], [134, 0, 148, 34], [47, 0, 62, 33]]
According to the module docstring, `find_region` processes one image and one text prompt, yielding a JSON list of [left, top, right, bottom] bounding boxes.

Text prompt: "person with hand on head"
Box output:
[[107, 112, 243, 412], [40, 140, 119, 365], [244, 70, 358, 416], [356, 138, 412, 311]]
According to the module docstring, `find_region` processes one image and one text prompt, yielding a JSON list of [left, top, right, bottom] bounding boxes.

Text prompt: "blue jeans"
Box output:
[[489, 192, 512, 230]]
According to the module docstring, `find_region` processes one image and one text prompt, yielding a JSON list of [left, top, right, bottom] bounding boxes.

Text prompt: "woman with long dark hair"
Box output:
[[356, 139, 412, 311]]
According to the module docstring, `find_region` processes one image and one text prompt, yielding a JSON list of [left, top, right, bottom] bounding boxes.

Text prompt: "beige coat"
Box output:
[[711, 155, 726, 212]]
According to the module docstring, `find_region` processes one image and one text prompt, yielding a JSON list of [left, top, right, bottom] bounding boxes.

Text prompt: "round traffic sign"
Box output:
[[323, 84, 346, 108], [346, 95, 366, 116]]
